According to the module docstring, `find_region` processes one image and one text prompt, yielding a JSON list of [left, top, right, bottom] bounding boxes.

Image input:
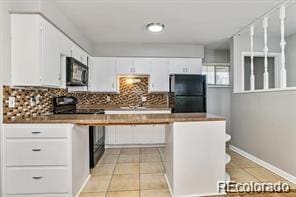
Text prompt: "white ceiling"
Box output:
[[54, 0, 284, 49]]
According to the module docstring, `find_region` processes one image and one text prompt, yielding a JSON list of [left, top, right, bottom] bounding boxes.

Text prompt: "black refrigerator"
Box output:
[[169, 74, 206, 113]]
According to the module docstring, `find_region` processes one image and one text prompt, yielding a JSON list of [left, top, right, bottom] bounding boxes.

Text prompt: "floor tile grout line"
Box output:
[[105, 148, 120, 194]]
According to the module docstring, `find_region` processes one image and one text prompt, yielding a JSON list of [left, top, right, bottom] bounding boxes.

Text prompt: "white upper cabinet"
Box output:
[[71, 44, 88, 65], [41, 18, 61, 87], [11, 14, 61, 88], [149, 59, 169, 92], [60, 33, 72, 57], [117, 58, 151, 75], [89, 57, 118, 92], [169, 58, 202, 74]]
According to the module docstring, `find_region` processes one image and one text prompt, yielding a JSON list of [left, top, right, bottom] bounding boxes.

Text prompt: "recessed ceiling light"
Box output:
[[147, 23, 165, 33]]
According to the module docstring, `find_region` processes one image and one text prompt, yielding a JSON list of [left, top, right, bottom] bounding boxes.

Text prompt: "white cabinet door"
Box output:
[[149, 59, 169, 92], [71, 44, 88, 65], [152, 125, 165, 143], [60, 34, 72, 57], [11, 14, 42, 86], [115, 126, 134, 144], [133, 58, 151, 74], [169, 58, 186, 74], [116, 58, 134, 74], [105, 126, 116, 145], [134, 125, 154, 144], [169, 58, 202, 74], [41, 18, 61, 87], [185, 58, 202, 74], [116, 58, 150, 75], [89, 58, 117, 92]]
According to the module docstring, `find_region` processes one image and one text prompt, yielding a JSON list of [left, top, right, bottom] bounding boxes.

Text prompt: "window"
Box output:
[[202, 64, 230, 86]]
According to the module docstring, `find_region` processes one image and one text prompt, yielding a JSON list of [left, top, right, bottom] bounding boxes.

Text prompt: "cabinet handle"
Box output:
[[32, 149, 42, 152], [152, 83, 154, 88], [32, 131, 41, 134], [58, 74, 61, 80], [112, 83, 114, 88], [32, 176, 43, 180]]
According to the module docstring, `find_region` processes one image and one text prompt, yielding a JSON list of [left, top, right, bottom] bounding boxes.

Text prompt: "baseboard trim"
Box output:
[[229, 145, 296, 184], [75, 174, 91, 197], [105, 144, 165, 149], [164, 174, 225, 197], [164, 174, 173, 197]]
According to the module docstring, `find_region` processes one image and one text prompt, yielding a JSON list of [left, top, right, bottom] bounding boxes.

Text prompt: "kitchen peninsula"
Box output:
[[3, 113, 226, 197]]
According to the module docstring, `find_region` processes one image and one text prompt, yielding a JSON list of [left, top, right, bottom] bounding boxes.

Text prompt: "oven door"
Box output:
[[66, 57, 88, 86], [89, 126, 105, 169]]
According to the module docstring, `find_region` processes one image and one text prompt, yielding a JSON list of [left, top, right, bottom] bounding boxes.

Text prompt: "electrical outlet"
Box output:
[[36, 95, 41, 104], [30, 96, 36, 106], [141, 96, 147, 102], [106, 96, 111, 102], [8, 97, 16, 108]]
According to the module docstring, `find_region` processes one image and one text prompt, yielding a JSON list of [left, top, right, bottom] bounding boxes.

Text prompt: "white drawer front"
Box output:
[[6, 167, 70, 195], [6, 140, 68, 166], [5, 125, 68, 138]]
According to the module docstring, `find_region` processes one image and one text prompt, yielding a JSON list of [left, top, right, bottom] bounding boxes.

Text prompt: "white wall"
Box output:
[[231, 91, 296, 177], [203, 49, 230, 63], [286, 33, 296, 87], [93, 43, 204, 58], [1, 0, 93, 85], [207, 87, 231, 132], [204, 48, 231, 133]]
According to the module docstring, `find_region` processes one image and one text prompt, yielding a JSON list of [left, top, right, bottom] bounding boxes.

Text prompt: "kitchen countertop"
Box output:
[[3, 113, 225, 125]]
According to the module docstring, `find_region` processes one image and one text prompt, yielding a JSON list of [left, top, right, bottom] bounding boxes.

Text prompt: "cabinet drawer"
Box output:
[[6, 140, 68, 166], [6, 167, 69, 195], [5, 125, 68, 138]]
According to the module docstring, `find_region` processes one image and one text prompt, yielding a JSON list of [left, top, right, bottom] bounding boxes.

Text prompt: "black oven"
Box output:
[[52, 96, 105, 169], [66, 57, 88, 86], [89, 126, 105, 169]]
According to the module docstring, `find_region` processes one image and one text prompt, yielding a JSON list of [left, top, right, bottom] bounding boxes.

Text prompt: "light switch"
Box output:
[[106, 96, 111, 102], [8, 97, 16, 108]]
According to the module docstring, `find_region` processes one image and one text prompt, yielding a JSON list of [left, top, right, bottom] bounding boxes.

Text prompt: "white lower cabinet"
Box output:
[[2, 124, 90, 197], [115, 125, 135, 144], [105, 124, 166, 145], [6, 140, 68, 166], [105, 110, 170, 146], [6, 168, 69, 195]]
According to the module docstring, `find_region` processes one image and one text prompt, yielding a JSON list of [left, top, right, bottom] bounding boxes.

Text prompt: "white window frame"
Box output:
[[202, 63, 231, 87], [241, 51, 281, 92]]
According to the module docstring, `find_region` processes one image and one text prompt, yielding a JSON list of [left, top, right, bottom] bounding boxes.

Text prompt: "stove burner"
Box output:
[[53, 96, 105, 115]]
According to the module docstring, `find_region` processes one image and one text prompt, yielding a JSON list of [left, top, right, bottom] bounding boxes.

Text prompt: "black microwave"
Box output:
[[66, 57, 88, 86]]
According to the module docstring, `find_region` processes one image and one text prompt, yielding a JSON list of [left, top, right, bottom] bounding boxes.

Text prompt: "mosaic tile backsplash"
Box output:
[[3, 77, 168, 120]]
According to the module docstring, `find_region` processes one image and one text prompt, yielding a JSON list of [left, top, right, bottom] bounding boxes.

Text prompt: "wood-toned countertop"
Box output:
[[3, 113, 225, 125]]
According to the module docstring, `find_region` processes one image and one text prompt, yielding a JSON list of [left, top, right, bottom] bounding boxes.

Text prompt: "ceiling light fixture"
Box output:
[[147, 23, 165, 33]]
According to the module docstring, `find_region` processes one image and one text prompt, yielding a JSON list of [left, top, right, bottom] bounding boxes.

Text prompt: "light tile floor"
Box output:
[[80, 148, 296, 197]]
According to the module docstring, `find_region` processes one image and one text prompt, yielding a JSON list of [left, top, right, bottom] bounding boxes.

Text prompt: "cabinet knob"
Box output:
[[32, 176, 43, 180], [32, 149, 42, 152]]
